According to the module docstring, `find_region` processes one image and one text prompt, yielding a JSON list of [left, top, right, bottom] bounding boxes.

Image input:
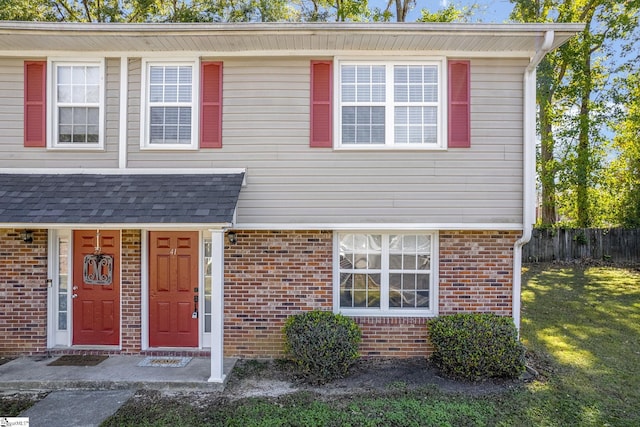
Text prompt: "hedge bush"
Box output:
[[427, 313, 526, 381], [283, 310, 362, 384]]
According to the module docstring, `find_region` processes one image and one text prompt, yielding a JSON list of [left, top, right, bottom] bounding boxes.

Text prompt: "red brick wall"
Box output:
[[224, 229, 518, 359], [0, 229, 48, 356], [224, 230, 333, 357], [355, 317, 432, 357], [439, 230, 519, 316], [121, 229, 142, 354]]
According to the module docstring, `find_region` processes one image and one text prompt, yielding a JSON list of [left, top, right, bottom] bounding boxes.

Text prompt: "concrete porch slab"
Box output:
[[0, 355, 237, 391]]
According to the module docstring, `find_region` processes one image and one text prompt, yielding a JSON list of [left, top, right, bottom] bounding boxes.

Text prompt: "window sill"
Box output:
[[333, 145, 447, 152], [139, 145, 199, 151], [336, 308, 437, 318], [47, 145, 105, 151]]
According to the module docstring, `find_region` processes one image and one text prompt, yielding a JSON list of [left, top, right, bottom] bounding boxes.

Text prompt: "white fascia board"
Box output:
[[5, 49, 540, 59], [3, 222, 522, 231], [232, 223, 524, 231], [0, 21, 585, 35]]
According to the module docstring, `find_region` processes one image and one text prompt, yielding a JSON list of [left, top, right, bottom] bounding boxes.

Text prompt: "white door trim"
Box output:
[[141, 229, 149, 350]]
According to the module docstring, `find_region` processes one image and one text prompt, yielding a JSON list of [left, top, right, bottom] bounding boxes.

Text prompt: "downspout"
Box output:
[[513, 30, 554, 332]]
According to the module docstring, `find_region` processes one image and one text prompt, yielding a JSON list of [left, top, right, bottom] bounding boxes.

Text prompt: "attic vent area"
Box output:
[[83, 230, 113, 285]]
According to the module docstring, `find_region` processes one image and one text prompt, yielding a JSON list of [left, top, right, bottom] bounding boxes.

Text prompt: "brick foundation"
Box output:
[[0, 229, 48, 356], [355, 317, 432, 357]]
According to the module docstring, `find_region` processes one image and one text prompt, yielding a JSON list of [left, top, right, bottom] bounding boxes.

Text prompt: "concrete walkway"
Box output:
[[0, 355, 236, 391], [20, 389, 135, 427], [1, 355, 236, 427]]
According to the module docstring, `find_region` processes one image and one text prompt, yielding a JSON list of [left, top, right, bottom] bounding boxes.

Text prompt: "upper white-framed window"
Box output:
[[48, 59, 105, 149], [335, 58, 447, 150], [333, 232, 439, 317], [140, 59, 199, 150]]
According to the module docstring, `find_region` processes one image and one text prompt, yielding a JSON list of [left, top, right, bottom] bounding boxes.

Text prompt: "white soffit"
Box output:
[[0, 22, 584, 57]]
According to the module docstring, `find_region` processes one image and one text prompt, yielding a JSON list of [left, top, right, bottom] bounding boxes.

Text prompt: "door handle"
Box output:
[[72, 294, 78, 299]]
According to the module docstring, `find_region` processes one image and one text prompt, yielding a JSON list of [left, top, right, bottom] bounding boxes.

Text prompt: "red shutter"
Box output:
[[310, 60, 333, 148], [24, 61, 46, 148], [448, 60, 471, 148], [200, 61, 223, 148]]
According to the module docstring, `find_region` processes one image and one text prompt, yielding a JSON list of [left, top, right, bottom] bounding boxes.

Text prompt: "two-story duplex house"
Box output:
[[0, 22, 581, 381]]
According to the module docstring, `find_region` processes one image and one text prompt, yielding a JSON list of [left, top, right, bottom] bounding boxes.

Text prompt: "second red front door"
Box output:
[[149, 231, 199, 347]]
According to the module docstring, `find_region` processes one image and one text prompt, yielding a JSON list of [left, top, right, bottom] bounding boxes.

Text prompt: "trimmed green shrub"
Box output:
[[283, 310, 362, 384], [427, 313, 525, 381]]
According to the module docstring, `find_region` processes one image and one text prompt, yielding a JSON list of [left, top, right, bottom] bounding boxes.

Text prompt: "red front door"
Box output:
[[73, 230, 120, 346], [149, 231, 199, 347]]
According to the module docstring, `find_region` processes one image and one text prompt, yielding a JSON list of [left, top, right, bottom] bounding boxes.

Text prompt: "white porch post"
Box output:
[[208, 229, 226, 383]]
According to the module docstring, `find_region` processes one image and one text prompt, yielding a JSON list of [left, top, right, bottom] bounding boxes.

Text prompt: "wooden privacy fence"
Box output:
[[523, 228, 640, 263]]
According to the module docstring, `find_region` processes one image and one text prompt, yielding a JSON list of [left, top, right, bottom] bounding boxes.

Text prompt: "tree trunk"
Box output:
[[576, 31, 593, 227], [394, 0, 410, 22], [538, 59, 557, 226]]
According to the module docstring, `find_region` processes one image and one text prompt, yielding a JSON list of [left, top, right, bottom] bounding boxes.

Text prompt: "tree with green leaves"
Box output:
[[511, 0, 640, 227], [298, 0, 370, 22], [385, 0, 414, 22], [609, 71, 640, 226], [0, 0, 475, 23], [417, 3, 477, 22], [0, 0, 300, 23]]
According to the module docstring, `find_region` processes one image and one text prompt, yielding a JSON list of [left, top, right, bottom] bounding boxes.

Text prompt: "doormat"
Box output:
[[138, 356, 192, 368], [48, 355, 109, 366]]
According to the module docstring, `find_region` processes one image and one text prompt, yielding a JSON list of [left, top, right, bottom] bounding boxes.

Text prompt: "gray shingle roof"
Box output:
[[0, 173, 244, 224]]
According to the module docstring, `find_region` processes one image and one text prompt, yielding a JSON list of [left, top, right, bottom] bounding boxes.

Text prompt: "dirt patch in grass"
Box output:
[[224, 357, 528, 400], [125, 357, 530, 409], [104, 358, 530, 426], [0, 391, 48, 417]]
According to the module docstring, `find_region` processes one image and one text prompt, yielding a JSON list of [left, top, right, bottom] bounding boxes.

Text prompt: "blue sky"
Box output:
[[375, 0, 516, 22]]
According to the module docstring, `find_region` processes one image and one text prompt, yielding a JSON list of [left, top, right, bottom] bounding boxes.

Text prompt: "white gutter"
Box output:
[[0, 21, 587, 34], [513, 30, 555, 332]]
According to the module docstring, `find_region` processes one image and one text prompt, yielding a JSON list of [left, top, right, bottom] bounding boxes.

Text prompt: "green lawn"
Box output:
[[102, 266, 640, 427], [511, 266, 640, 426]]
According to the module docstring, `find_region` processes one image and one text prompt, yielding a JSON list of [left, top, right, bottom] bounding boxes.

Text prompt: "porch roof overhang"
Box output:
[[0, 21, 584, 58], [0, 172, 244, 228]]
